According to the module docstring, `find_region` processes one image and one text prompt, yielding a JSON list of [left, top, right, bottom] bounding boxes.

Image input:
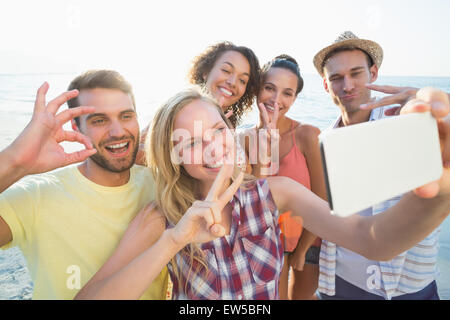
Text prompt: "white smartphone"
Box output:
[[319, 112, 443, 217]]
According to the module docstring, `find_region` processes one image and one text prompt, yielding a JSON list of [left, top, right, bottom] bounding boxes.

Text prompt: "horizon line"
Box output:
[[0, 72, 450, 79]]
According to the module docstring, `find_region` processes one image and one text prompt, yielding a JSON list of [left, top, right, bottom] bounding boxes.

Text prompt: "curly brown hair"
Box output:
[[188, 42, 260, 127]]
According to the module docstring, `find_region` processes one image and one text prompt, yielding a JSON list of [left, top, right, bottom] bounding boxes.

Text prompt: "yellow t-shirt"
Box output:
[[0, 164, 168, 300]]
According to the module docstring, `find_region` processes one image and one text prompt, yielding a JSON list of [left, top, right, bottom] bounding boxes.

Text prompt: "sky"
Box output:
[[0, 0, 449, 83]]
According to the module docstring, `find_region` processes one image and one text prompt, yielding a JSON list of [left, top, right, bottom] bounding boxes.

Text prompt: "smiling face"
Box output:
[[172, 99, 235, 183], [323, 49, 378, 114], [203, 50, 251, 110], [257, 67, 298, 118], [76, 88, 139, 173]]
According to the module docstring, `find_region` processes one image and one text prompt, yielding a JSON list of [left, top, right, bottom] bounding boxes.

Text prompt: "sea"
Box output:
[[0, 73, 449, 300]]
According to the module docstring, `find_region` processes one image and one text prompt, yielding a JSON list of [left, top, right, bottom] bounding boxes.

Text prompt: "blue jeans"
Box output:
[[318, 275, 440, 300]]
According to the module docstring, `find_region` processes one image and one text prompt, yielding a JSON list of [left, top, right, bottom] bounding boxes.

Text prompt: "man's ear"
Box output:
[[369, 64, 379, 83], [323, 77, 330, 93]]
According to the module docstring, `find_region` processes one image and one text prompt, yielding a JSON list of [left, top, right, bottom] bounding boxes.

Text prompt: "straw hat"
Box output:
[[313, 31, 383, 76]]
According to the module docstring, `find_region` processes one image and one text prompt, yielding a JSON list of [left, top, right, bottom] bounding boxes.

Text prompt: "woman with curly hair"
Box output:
[[136, 42, 260, 166], [188, 41, 260, 127]]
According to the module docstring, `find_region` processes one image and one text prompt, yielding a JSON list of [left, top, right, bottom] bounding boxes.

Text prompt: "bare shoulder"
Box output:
[[295, 124, 321, 152], [296, 123, 321, 142]]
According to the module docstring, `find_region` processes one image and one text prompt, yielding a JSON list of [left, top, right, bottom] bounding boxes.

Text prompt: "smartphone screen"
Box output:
[[319, 112, 442, 217]]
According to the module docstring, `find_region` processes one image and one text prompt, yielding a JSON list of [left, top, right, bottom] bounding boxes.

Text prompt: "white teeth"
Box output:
[[107, 142, 128, 149], [205, 162, 223, 169], [265, 105, 275, 112], [219, 87, 233, 97]]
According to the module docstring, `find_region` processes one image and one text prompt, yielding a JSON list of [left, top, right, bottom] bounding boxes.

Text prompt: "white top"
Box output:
[[318, 106, 441, 299], [335, 207, 385, 296]]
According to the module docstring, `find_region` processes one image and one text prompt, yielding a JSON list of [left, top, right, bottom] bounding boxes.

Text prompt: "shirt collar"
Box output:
[[330, 106, 388, 130]]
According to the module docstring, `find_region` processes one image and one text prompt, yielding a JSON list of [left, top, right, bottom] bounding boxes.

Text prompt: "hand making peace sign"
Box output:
[[255, 102, 281, 176], [169, 164, 244, 246]]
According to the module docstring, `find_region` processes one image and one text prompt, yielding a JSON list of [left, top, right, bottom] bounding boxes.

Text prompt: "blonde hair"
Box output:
[[146, 87, 251, 295]]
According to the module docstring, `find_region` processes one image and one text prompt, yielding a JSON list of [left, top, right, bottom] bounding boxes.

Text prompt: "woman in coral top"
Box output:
[[254, 55, 327, 300]]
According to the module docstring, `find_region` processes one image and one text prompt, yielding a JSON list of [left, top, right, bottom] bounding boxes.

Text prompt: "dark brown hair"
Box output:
[[261, 54, 304, 95], [188, 42, 260, 127], [67, 70, 136, 127]]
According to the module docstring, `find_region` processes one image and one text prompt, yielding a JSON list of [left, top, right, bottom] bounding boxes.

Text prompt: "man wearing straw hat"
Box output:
[[313, 31, 445, 300]]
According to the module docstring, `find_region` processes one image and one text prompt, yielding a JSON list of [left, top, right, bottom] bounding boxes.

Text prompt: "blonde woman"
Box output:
[[75, 87, 450, 300]]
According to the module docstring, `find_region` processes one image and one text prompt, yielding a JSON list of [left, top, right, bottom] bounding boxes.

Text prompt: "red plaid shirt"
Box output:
[[167, 179, 284, 300]]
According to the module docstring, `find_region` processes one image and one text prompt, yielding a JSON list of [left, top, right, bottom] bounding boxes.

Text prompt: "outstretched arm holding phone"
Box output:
[[271, 87, 450, 260]]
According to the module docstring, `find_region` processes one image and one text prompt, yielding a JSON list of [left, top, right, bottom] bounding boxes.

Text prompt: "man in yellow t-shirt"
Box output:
[[0, 70, 168, 299]]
